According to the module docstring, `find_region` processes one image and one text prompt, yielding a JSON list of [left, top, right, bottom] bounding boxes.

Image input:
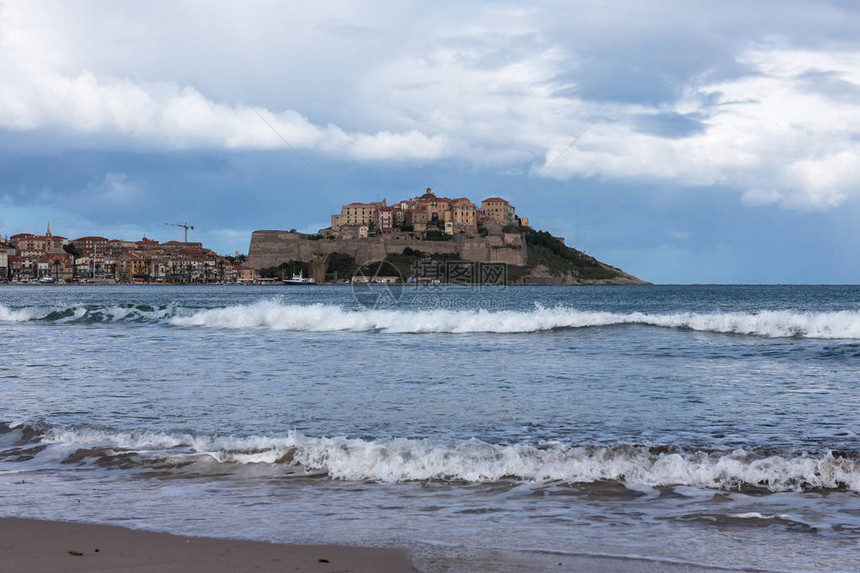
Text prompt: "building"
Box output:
[[405, 209, 428, 232], [331, 200, 386, 230], [136, 236, 159, 250], [120, 253, 150, 281], [451, 198, 478, 232], [10, 233, 46, 255], [71, 236, 110, 255], [2, 224, 235, 283], [237, 265, 256, 284], [376, 206, 397, 231], [0, 247, 13, 280], [416, 188, 453, 223], [339, 224, 369, 240], [481, 198, 517, 226], [42, 248, 75, 280], [11, 224, 67, 256]]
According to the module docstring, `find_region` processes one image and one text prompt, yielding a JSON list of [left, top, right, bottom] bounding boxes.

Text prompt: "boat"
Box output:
[[38, 276, 55, 284], [283, 270, 315, 284]]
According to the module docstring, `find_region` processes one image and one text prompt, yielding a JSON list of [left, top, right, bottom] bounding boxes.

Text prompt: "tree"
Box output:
[[325, 253, 358, 277]]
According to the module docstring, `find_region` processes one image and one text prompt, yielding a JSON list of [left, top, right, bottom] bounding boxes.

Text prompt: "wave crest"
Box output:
[[2, 425, 855, 492], [2, 301, 859, 338], [0, 304, 36, 322], [169, 302, 860, 338]]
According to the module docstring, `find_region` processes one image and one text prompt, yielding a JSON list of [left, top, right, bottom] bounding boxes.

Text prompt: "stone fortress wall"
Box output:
[[248, 231, 528, 281]]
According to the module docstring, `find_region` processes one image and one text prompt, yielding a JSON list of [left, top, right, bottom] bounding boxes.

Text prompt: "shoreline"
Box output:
[[0, 517, 419, 573], [0, 517, 759, 573], [0, 281, 651, 287]]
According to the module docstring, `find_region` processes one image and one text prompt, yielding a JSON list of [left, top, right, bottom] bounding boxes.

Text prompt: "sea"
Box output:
[[1, 284, 859, 572]]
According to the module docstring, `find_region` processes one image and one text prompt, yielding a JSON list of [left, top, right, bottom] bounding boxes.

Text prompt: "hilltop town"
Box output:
[[0, 224, 252, 283], [249, 188, 647, 285], [325, 188, 526, 239]]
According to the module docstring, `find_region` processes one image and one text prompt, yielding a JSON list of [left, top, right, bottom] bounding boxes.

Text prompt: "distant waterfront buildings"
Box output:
[[0, 223, 247, 283]]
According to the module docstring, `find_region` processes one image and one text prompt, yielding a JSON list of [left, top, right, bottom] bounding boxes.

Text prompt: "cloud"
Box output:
[[1, 1, 860, 212], [87, 172, 136, 205], [0, 2, 450, 159], [741, 188, 783, 206], [0, 65, 451, 161], [633, 112, 708, 139], [541, 49, 860, 210]]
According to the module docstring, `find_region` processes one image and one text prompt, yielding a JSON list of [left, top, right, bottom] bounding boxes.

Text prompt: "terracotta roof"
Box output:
[[482, 197, 508, 203]]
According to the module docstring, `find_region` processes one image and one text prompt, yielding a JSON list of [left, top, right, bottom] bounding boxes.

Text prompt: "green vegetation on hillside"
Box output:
[[423, 230, 454, 241], [325, 253, 359, 278], [324, 251, 463, 280], [523, 229, 620, 280]]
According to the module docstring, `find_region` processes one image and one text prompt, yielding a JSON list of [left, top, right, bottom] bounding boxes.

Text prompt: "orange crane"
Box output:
[[164, 222, 194, 243]]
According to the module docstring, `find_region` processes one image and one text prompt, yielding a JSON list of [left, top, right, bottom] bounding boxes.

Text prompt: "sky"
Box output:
[[1, 0, 859, 284]]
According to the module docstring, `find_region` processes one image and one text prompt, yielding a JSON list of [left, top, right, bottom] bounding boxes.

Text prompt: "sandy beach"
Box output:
[[0, 518, 418, 573], [0, 517, 758, 573]]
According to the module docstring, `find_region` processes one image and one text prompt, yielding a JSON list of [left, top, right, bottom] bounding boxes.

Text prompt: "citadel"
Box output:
[[248, 188, 534, 281]]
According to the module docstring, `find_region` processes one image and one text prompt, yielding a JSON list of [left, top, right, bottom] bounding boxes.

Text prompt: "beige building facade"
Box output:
[[481, 198, 516, 226], [331, 200, 387, 229]]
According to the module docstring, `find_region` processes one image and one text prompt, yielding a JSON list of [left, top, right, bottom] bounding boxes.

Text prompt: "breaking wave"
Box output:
[[0, 304, 36, 322], [3, 423, 859, 493], [0, 302, 178, 324], [1, 301, 859, 338]]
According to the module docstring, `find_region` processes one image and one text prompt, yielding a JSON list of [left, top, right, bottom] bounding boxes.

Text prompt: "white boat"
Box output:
[[38, 276, 55, 284], [283, 270, 316, 284]]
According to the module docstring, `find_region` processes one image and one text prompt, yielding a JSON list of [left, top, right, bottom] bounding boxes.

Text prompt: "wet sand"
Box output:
[[0, 517, 419, 573], [0, 517, 757, 573]]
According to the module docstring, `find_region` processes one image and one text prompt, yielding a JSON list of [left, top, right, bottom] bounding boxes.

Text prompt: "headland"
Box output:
[[249, 188, 648, 285]]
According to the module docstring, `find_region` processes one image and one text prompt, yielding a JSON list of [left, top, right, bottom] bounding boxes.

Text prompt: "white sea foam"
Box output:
[[729, 512, 793, 520], [169, 301, 860, 339], [0, 304, 36, 322], [0, 303, 177, 324], [35, 428, 860, 492], [3, 300, 859, 338]]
